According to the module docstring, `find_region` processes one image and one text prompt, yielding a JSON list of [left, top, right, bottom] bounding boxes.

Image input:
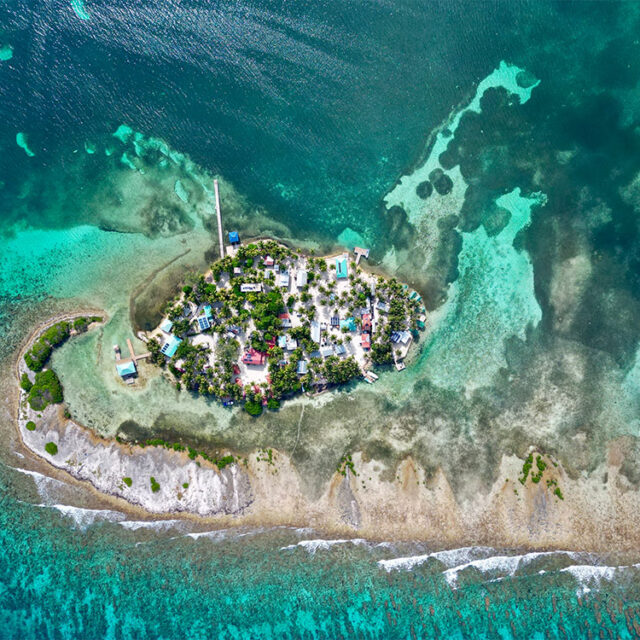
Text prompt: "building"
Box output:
[[242, 349, 265, 366], [161, 335, 182, 358], [240, 283, 262, 293], [361, 334, 371, 350], [279, 313, 292, 328], [320, 346, 334, 358], [286, 336, 297, 351], [233, 266, 243, 276], [277, 335, 287, 349], [264, 256, 274, 267], [203, 305, 213, 320], [116, 359, 137, 379], [228, 231, 240, 245], [297, 360, 308, 375], [197, 315, 210, 332], [330, 316, 340, 328], [417, 314, 426, 330], [310, 321, 321, 343], [361, 313, 372, 332], [336, 254, 348, 279], [296, 269, 307, 288], [376, 300, 390, 313], [160, 318, 173, 334], [278, 271, 290, 288], [333, 344, 347, 356], [310, 350, 321, 359]]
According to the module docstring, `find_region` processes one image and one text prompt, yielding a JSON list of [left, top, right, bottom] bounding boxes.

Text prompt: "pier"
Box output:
[[214, 178, 225, 259]]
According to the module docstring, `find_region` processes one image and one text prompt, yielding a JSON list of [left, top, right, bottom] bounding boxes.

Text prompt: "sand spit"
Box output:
[[13, 316, 640, 549]]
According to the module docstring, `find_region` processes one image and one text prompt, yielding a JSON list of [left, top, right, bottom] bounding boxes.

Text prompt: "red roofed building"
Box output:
[[242, 349, 266, 366], [361, 334, 371, 350], [362, 313, 372, 333], [264, 256, 275, 267]]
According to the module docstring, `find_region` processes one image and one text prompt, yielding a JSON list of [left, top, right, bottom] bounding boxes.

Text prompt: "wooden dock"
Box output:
[[214, 179, 225, 259], [126, 338, 150, 363]]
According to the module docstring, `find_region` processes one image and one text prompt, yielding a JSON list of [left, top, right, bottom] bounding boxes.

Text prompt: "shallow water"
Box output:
[[2, 0, 640, 636]]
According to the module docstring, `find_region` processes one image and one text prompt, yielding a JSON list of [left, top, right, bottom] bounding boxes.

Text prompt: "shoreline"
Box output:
[[11, 313, 640, 552]]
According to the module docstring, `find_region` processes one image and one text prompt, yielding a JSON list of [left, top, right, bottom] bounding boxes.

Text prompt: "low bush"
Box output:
[[20, 373, 33, 392], [27, 369, 63, 411], [25, 421, 36, 431], [122, 477, 133, 487], [150, 477, 160, 493], [44, 442, 58, 456]]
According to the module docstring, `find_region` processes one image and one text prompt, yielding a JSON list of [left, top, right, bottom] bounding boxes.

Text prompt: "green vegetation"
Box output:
[[518, 454, 534, 485], [554, 487, 564, 500], [150, 477, 161, 493], [24, 339, 52, 372], [44, 442, 58, 455], [20, 373, 33, 392], [244, 398, 263, 417], [27, 369, 63, 411], [337, 453, 356, 477], [182, 482, 189, 489], [122, 477, 133, 487], [25, 421, 36, 431]]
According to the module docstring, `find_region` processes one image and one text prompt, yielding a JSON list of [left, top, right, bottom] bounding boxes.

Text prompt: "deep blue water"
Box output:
[[3, 0, 640, 637]]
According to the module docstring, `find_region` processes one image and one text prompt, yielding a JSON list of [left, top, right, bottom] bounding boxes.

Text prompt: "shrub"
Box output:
[[25, 339, 52, 372], [122, 477, 133, 487], [20, 373, 33, 392], [216, 455, 235, 469], [27, 369, 63, 411], [244, 399, 263, 417], [267, 397, 280, 411], [25, 421, 36, 431], [182, 482, 189, 489], [41, 322, 70, 347], [150, 477, 161, 493], [44, 442, 58, 456], [73, 317, 89, 333]]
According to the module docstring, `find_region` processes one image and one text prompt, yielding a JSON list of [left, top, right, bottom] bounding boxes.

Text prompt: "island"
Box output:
[[136, 238, 427, 415]]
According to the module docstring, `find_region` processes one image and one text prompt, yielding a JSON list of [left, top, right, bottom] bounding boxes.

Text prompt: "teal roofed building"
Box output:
[[160, 318, 173, 333], [116, 360, 137, 378], [161, 335, 182, 358], [336, 255, 348, 279]]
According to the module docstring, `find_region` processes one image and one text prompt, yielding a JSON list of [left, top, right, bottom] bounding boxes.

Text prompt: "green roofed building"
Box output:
[[336, 255, 348, 279]]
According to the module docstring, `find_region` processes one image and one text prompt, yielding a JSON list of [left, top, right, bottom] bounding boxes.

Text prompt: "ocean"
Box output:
[[2, 0, 640, 637]]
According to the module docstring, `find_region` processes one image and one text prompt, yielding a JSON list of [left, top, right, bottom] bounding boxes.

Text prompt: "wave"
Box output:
[[378, 546, 495, 572], [118, 519, 185, 532], [33, 503, 128, 529], [281, 538, 369, 553], [559, 563, 640, 596]]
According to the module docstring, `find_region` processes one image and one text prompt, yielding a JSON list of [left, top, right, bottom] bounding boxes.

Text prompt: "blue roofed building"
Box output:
[[116, 360, 137, 378], [160, 318, 173, 334], [161, 335, 182, 358], [228, 231, 240, 244], [340, 317, 356, 332], [203, 304, 213, 319], [336, 254, 348, 279], [297, 360, 308, 375], [197, 315, 210, 332]]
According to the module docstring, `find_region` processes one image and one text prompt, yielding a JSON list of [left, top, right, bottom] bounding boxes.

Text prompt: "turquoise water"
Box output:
[[3, 0, 640, 636]]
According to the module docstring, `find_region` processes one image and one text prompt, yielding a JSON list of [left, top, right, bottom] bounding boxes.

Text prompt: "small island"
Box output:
[[140, 238, 427, 415]]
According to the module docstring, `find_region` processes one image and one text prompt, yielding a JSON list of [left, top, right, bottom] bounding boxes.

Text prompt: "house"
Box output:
[[361, 313, 372, 332], [229, 231, 240, 245], [116, 359, 137, 379], [233, 267, 243, 276], [197, 315, 210, 332], [310, 350, 321, 359], [310, 321, 321, 343], [286, 337, 297, 351], [263, 256, 275, 267], [160, 318, 173, 334], [277, 335, 287, 349], [279, 313, 292, 328], [320, 346, 333, 358], [376, 300, 390, 313], [242, 349, 265, 366], [336, 254, 348, 279], [297, 360, 308, 375], [203, 305, 213, 320], [240, 283, 262, 293], [398, 330, 412, 345], [340, 317, 356, 332], [296, 270, 307, 288], [161, 335, 182, 358], [361, 334, 371, 350], [333, 344, 347, 356], [330, 316, 340, 328], [278, 271, 290, 288], [417, 314, 427, 330]]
